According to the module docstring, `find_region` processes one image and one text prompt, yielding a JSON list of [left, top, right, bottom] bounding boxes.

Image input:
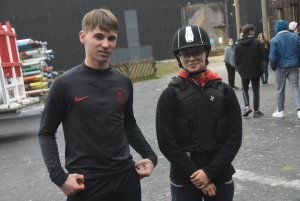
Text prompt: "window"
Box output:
[[290, 2, 299, 22], [277, 8, 285, 20]]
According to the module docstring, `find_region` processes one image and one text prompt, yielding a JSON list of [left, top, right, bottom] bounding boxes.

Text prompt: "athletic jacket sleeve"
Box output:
[[269, 40, 277, 70], [201, 85, 242, 182], [156, 86, 200, 177], [234, 45, 240, 68], [124, 82, 157, 166], [38, 78, 68, 187]]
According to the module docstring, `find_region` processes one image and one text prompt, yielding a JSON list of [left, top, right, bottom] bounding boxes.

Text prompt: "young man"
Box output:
[[156, 25, 242, 201], [269, 20, 300, 119], [38, 8, 157, 201], [235, 24, 267, 118]]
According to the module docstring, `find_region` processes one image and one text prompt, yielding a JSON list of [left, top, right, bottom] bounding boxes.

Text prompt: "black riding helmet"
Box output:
[[172, 25, 211, 74]]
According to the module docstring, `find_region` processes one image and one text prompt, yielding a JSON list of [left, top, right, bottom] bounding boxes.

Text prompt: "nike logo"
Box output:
[[75, 96, 90, 102]]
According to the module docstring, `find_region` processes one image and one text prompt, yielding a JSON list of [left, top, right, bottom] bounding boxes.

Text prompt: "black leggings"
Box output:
[[225, 63, 236, 87], [241, 77, 260, 111], [170, 178, 234, 201]]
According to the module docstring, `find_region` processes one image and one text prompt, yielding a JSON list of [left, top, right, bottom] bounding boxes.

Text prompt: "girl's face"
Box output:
[[178, 46, 207, 76], [228, 39, 233, 45], [259, 35, 264, 42]]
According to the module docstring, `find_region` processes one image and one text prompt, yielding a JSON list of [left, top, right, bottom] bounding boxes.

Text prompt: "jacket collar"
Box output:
[[277, 30, 289, 35]]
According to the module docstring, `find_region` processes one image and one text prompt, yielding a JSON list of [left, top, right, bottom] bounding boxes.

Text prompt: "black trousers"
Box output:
[[67, 168, 141, 201], [170, 178, 234, 201], [225, 63, 236, 87], [241, 77, 260, 111]]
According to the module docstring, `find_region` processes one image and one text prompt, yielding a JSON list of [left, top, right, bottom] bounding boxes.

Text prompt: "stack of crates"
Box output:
[[0, 21, 55, 111], [18, 38, 57, 97]]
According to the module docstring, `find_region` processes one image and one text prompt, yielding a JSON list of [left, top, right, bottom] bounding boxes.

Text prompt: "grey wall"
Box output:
[[1, 0, 237, 71]]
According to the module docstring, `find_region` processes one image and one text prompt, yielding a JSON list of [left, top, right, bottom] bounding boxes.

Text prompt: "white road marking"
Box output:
[[233, 169, 300, 190]]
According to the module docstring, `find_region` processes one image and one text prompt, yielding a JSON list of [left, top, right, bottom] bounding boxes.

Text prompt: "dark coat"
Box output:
[[235, 34, 267, 79]]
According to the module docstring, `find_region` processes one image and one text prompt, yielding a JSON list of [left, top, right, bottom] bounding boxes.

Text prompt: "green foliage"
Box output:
[[152, 60, 179, 79]]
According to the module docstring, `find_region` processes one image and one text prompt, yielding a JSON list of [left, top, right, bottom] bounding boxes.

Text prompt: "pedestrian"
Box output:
[[223, 38, 239, 90], [235, 29, 243, 45], [156, 25, 242, 201], [295, 24, 300, 37], [269, 20, 300, 119], [38, 8, 157, 201], [288, 21, 298, 33], [257, 33, 270, 85], [235, 24, 267, 117]]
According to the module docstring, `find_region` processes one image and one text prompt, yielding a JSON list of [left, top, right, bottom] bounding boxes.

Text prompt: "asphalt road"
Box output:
[[1, 56, 300, 201]]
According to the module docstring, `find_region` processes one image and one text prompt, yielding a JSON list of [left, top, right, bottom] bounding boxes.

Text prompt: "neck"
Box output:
[[193, 73, 204, 78], [84, 58, 110, 70], [188, 71, 204, 78]]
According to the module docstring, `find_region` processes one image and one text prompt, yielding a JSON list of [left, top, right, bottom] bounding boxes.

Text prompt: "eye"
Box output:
[[181, 53, 190, 57], [94, 34, 104, 40], [108, 36, 117, 41], [193, 50, 204, 57]]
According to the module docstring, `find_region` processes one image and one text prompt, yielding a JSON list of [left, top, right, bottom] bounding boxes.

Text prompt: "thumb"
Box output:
[[190, 172, 197, 178], [135, 160, 144, 167], [75, 174, 85, 184]]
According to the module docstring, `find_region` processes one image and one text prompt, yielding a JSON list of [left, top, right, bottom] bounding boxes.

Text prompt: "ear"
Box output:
[[79, 31, 85, 44]]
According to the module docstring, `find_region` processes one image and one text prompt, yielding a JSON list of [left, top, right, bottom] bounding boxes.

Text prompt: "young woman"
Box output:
[[257, 33, 270, 85], [156, 25, 242, 201], [223, 38, 239, 90]]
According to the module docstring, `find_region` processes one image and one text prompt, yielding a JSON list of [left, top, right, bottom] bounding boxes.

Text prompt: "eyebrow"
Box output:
[[93, 33, 117, 37]]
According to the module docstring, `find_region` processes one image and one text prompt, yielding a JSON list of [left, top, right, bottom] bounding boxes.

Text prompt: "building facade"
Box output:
[[1, 0, 265, 71], [267, 0, 300, 39]]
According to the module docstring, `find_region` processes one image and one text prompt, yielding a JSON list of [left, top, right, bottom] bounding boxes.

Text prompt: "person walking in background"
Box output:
[[235, 24, 267, 118], [156, 25, 242, 201], [224, 38, 239, 90], [257, 33, 270, 85], [38, 8, 157, 201], [269, 20, 300, 119], [288, 21, 298, 33], [235, 29, 243, 45], [295, 24, 300, 37]]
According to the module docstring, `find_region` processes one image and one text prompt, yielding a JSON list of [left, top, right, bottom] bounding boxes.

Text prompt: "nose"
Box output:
[[102, 38, 109, 48], [189, 54, 197, 61]]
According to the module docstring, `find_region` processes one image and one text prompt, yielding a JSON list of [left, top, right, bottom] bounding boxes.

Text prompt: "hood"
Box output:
[[275, 20, 288, 34], [238, 34, 254, 46], [178, 69, 221, 87]]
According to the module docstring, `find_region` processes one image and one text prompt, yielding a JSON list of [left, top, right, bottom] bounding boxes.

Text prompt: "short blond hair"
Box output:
[[82, 8, 118, 33]]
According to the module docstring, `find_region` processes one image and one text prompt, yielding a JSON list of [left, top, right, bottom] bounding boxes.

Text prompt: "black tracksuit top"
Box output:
[[38, 64, 157, 187]]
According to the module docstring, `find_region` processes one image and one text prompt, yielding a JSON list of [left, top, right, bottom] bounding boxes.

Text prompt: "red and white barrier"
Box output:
[[0, 21, 26, 108]]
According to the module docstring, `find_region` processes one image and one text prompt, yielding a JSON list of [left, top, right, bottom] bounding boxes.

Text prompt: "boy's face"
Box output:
[[80, 26, 117, 68], [178, 46, 207, 75]]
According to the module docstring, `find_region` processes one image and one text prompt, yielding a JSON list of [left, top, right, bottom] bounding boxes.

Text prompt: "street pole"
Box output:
[[261, 0, 269, 40], [234, 0, 241, 39]]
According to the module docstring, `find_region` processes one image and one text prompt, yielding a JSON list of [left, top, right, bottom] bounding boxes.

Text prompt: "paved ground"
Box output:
[[1, 56, 300, 201]]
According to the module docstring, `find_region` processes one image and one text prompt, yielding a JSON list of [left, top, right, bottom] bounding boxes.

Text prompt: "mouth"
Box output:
[[98, 50, 110, 57], [188, 63, 198, 68]]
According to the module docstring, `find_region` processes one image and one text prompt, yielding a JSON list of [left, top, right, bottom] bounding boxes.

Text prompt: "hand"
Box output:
[[135, 158, 155, 179], [61, 173, 85, 196], [190, 169, 210, 189], [200, 182, 217, 196]]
